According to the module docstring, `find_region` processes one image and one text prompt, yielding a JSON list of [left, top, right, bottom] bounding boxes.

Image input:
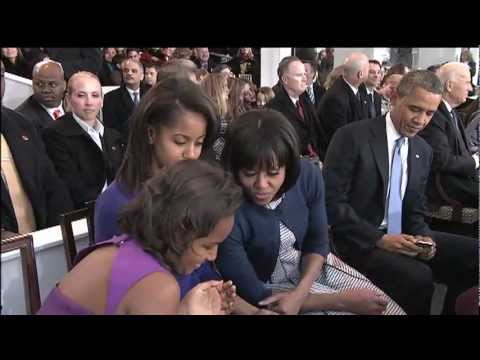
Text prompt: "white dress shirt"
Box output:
[[40, 102, 64, 120]]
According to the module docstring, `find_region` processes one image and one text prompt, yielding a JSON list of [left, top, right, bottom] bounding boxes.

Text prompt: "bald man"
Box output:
[[418, 62, 478, 208], [1, 60, 73, 233], [16, 60, 66, 135], [318, 52, 370, 147], [103, 59, 147, 141]]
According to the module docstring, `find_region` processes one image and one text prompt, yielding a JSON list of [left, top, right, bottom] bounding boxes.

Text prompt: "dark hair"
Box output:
[[118, 160, 242, 272], [212, 64, 232, 73], [156, 63, 195, 83], [222, 109, 301, 198], [427, 64, 441, 73], [396, 70, 443, 98], [277, 56, 301, 80], [368, 59, 381, 68], [117, 77, 218, 192], [381, 63, 409, 86]]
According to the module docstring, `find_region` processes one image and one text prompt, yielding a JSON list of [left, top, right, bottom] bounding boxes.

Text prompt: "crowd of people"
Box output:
[[1, 47, 478, 315]]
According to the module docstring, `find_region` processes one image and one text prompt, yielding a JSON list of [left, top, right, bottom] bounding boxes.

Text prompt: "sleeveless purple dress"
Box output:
[[37, 235, 170, 315]]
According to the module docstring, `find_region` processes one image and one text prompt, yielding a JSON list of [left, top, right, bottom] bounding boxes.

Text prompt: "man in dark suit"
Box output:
[[266, 56, 328, 160], [296, 48, 325, 113], [1, 60, 73, 234], [103, 59, 147, 141], [192, 48, 217, 72], [318, 52, 370, 148], [42, 72, 126, 210], [44, 48, 102, 80], [98, 48, 119, 86], [418, 62, 478, 208], [323, 70, 478, 314], [227, 48, 260, 87], [359, 59, 382, 119], [16, 60, 66, 135]]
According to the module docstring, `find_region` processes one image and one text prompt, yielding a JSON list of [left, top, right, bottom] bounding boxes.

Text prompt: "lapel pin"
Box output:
[[415, 154, 420, 158], [112, 146, 116, 151], [21, 135, 29, 141]]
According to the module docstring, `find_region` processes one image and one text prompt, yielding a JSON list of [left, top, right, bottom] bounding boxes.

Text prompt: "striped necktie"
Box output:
[[307, 85, 315, 104]]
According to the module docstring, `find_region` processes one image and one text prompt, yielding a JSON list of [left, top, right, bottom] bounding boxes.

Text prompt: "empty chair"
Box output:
[[1, 232, 41, 314], [59, 200, 95, 271]]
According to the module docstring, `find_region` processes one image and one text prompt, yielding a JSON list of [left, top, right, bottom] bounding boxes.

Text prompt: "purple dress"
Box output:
[[94, 181, 220, 298], [38, 235, 170, 315]]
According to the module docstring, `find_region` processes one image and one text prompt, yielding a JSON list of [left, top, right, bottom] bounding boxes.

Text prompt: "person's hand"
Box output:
[[338, 288, 389, 315], [414, 235, 436, 261], [252, 308, 279, 315], [180, 280, 224, 315], [258, 290, 306, 315], [377, 234, 423, 257], [215, 280, 236, 315]]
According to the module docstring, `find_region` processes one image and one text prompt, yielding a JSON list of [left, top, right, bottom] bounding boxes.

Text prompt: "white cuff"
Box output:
[[472, 153, 480, 169]]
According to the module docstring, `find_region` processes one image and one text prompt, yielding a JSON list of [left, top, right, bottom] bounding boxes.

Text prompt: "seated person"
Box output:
[[1, 60, 73, 234], [42, 72, 125, 209], [94, 77, 218, 245], [418, 62, 478, 208], [103, 58, 148, 141], [217, 109, 405, 315], [323, 70, 478, 314], [94, 78, 275, 315], [143, 63, 160, 89], [38, 160, 242, 315], [465, 107, 479, 152], [16, 60, 67, 135]]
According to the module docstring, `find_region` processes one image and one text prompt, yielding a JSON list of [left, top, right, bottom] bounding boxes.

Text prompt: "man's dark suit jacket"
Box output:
[[42, 113, 126, 209], [102, 85, 148, 141], [318, 77, 369, 148], [418, 101, 478, 207], [358, 83, 382, 119], [266, 85, 328, 160], [16, 95, 58, 135], [1, 107, 73, 232], [323, 116, 433, 260], [44, 48, 102, 79]]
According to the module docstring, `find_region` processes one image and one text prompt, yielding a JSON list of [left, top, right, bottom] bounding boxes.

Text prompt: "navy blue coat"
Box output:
[[216, 160, 329, 305]]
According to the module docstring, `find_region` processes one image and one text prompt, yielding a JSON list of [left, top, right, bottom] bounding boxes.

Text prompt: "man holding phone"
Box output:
[[324, 70, 478, 314]]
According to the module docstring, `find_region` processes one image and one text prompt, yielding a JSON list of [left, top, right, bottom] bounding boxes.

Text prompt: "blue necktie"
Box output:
[[387, 137, 405, 234]]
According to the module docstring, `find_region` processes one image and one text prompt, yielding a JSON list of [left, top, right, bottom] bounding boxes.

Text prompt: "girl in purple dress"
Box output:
[[38, 160, 242, 315]]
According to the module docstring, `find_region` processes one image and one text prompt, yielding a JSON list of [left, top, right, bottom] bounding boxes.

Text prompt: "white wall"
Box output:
[[2, 73, 118, 111], [260, 48, 292, 87], [1, 221, 89, 315], [3, 73, 33, 109], [333, 48, 375, 68], [415, 47, 459, 70]]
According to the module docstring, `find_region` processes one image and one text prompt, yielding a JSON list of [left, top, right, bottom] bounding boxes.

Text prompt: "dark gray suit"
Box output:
[[418, 101, 478, 208], [323, 116, 478, 314]]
